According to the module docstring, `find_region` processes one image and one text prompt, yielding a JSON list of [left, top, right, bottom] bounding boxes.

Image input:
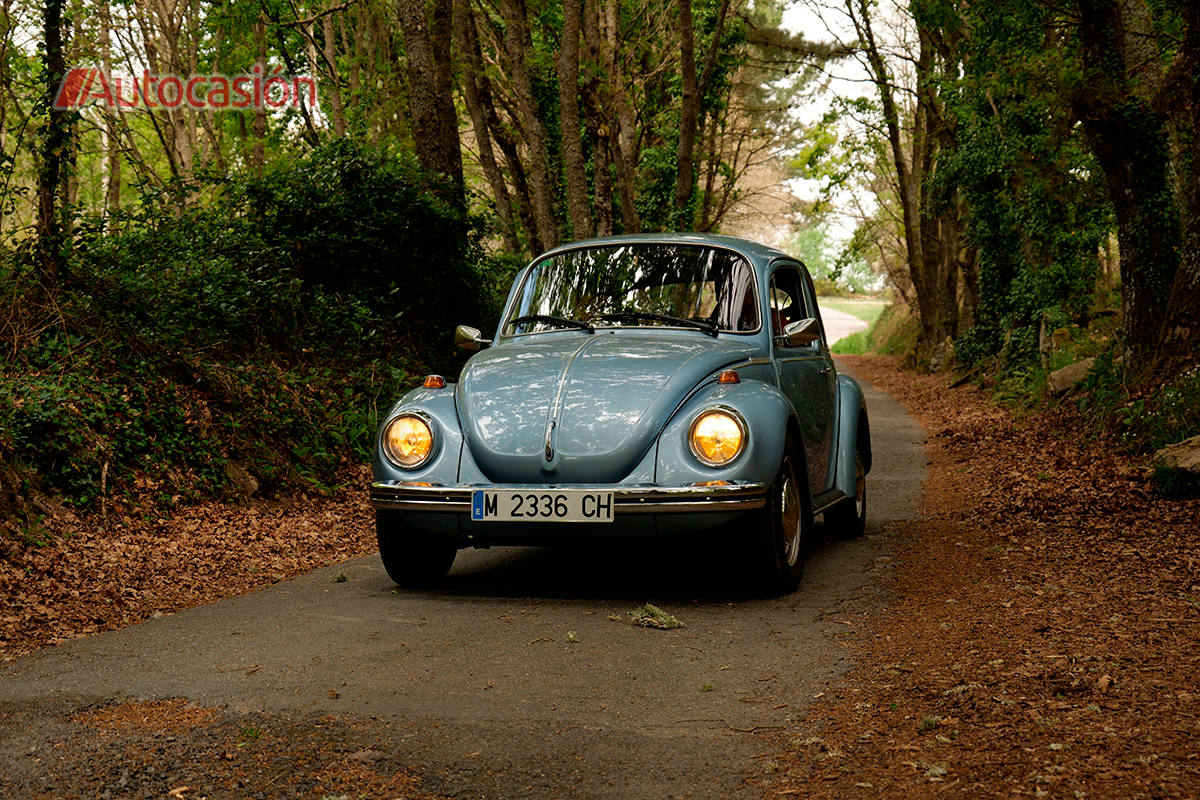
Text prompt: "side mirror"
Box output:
[[455, 324, 491, 351], [774, 317, 821, 348]]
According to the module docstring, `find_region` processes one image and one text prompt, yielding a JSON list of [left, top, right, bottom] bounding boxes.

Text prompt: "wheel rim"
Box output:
[[780, 458, 803, 567]]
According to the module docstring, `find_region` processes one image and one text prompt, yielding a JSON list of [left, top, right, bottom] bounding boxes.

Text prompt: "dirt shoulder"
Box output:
[[1, 467, 375, 660], [766, 355, 1200, 798]]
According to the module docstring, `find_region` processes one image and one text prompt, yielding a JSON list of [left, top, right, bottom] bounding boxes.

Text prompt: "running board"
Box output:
[[811, 489, 848, 515]]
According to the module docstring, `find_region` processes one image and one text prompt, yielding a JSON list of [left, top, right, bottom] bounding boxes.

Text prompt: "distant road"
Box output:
[[820, 306, 869, 345]]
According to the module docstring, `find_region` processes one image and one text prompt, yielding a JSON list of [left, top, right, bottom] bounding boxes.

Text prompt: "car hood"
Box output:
[[456, 332, 757, 483]]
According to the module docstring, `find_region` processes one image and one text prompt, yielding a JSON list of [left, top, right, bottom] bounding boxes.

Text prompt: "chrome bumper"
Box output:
[[369, 481, 768, 514]]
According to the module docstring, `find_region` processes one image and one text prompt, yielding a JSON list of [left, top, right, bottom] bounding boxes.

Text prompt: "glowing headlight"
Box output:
[[382, 413, 435, 469], [689, 408, 747, 467]]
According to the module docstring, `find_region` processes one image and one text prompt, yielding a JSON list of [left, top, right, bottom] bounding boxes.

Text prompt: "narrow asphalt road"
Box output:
[[818, 306, 869, 344], [0, 355, 924, 799]]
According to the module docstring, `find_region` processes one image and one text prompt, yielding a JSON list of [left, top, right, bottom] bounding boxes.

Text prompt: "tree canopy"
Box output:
[[791, 0, 1200, 370]]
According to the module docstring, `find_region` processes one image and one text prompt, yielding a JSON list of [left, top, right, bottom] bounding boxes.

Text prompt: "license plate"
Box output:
[[471, 490, 614, 523]]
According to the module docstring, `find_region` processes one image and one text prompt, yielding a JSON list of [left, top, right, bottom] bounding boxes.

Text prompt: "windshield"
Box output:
[[504, 244, 759, 336]]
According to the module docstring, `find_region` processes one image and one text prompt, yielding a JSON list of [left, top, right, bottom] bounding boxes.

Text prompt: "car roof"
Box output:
[[536, 233, 796, 271]]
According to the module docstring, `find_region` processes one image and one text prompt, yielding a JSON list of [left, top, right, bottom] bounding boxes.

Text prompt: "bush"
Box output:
[[232, 140, 484, 336], [0, 142, 496, 522], [1077, 359, 1200, 455]]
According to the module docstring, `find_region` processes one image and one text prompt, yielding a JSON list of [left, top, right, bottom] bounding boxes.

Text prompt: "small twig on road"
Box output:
[[263, 768, 293, 788], [721, 719, 786, 732], [675, 718, 787, 733], [526, 636, 552, 645]]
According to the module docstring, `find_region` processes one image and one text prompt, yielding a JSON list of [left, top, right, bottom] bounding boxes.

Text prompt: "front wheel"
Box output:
[[744, 443, 811, 595], [825, 452, 867, 539], [376, 510, 457, 588]]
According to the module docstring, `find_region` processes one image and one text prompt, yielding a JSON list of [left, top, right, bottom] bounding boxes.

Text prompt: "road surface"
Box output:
[[0, 362, 924, 799], [820, 307, 869, 347]]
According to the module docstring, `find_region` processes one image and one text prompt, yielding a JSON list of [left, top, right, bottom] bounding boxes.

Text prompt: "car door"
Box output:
[[769, 263, 836, 496]]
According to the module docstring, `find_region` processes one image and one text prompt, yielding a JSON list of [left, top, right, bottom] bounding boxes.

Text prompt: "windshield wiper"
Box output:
[[508, 314, 595, 333], [596, 312, 719, 337]]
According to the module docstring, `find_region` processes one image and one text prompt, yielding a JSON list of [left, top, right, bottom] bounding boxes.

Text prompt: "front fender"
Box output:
[[372, 386, 463, 485], [834, 374, 871, 497], [655, 379, 794, 487]]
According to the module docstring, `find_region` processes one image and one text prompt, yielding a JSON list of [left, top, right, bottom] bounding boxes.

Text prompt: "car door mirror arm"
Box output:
[[773, 317, 821, 348], [455, 325, 492, 351]]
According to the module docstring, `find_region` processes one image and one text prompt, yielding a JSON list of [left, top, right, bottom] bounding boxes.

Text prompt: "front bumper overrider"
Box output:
[[369, 481, 768, 515]]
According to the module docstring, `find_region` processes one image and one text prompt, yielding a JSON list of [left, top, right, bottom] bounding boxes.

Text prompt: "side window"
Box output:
[[768, 267, 809, 339]]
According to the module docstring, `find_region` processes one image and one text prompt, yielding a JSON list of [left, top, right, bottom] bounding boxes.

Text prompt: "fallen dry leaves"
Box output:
[[767, 355, 1200, 799], [1, 698, 448, 799], [0, 465, 375, 659]]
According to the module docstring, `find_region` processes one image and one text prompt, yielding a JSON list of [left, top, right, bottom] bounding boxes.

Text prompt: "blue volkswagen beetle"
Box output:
[[370, 234, 871, 593]]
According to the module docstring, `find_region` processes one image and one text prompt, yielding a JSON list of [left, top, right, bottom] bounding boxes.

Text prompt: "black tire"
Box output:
[[376, 510, 457, 588], [745, 440, 812, 595], [825, 451, 867, 539]]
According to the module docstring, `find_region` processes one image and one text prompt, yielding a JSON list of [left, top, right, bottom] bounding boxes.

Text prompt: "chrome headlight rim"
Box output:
[[688, 405, 748, 468], [381, 410, 438, 470]]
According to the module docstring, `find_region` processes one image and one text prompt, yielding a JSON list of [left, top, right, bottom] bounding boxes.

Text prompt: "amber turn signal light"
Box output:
[[423, 374, 446, 389], [717, 370, 740, 384]]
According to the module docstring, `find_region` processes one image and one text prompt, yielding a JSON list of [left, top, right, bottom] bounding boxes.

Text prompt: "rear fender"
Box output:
[[834, 374, 871, 497]]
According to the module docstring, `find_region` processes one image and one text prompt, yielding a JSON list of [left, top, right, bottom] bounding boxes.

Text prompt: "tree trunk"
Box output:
[[465, 1, 543, 251], [1160, 2, 1200, 366], [252, 13, 267, 176], [581, 0, 612, 236], [603, 0, 639, 232], [36, 0, 68, 286], [497, 0, 560, 248], [99, 0, 121, 216], [852, 0, 931, 353], [322, 15, 347, 137], [558, 0, 592, 239], [455, 0, 522, 253], [397, 0, 464, 205], [958, 195, 980, 332], [493, 125, 542, 254], [1073, 0, 1180, 361], [673, 0, 698, 229]]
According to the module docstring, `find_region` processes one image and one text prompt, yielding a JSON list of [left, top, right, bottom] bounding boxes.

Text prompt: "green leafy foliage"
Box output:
[[945, 0, 1113, 369], [792, 226, 876, 294], [1152, 464, 1200, 501], [1068, 358, 1200, 498], [231, 139, 484, 332], [831, 303, 918, 357], [1076, 359, 1200, 455], [0, 142, 492, 521]]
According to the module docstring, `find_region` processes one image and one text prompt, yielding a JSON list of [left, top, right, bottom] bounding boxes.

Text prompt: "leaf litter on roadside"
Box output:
[[764, 355, 1200, 799], [0, 465, 376, 659]]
